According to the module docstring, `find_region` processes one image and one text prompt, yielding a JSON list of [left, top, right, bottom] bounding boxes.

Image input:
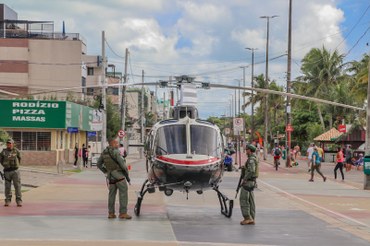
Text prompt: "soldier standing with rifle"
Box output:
[[0, 139, 22, 207], [236, 144, 258, 225], [97, 139, 132, 220]]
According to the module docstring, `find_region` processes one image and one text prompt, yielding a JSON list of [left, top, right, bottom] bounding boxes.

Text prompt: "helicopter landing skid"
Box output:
[[134, 179, 149, 216], [214, 187, 233, 218]]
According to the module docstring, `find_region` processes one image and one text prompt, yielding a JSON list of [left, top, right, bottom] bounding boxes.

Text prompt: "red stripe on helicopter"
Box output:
[[156, 156, 220, 165]]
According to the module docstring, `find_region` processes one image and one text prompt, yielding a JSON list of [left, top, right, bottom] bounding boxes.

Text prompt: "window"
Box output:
[[155, 125, 186, 155], [37, 132, 51, 151], [87, 67, 94, 76], [7, 131, 51, 151], [23, 132, 36, 150]]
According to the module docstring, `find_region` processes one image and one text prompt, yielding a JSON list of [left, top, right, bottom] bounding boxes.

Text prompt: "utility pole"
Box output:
[[140, 70, 145, 159], [260, 15, 278, 160], [286, 0, 293, 167], [163, 92, 166, 119], [121, 48, 129, 131], [101, 31, 107, 152], [365, 55, 370, 189], [246, 48, 257, 143]]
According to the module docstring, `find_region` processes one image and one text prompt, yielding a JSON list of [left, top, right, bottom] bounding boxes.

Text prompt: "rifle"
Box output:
[[235, 173, 243, 199], [107, 150, 131, 185]]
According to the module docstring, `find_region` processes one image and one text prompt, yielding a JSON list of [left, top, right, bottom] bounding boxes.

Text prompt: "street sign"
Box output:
[[118, 129, 125, 138], [233, 118, 244, 136], [286, 124, 294, 132], [338, 124, 346, 133], [233, 118, 244, 131]]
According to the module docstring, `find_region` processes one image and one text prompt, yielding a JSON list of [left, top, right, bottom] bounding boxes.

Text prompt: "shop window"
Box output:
[[37, 132, 51, 151], [22, 132, 36, 150], [7, 131, 51, 151]]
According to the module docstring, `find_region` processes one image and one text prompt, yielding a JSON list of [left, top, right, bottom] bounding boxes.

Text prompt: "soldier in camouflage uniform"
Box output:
[[239, 144, 258, 225], [97, 139, 132, 219], [0, 139, 22, 207]]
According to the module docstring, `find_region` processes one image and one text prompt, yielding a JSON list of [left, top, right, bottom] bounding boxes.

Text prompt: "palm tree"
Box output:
[[242, 74, 266, 111], [298, 46, 345, 130], [347, 53, 369, 103]]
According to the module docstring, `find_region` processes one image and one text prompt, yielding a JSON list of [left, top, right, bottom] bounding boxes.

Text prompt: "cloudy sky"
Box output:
[[4, 0, 370, 118]]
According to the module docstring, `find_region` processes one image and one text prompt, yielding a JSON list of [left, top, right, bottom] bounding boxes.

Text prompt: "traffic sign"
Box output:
[[286, 124, 294, 132], [118, 129, 125, 138]]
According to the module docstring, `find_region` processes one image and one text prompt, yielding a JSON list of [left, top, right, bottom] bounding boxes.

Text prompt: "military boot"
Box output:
[[108, 213, 117, 219], [4, 200, 10, 207], [240, 218, 254, 225], [16, 201, 22, 207], [119, 213, 132, 219]]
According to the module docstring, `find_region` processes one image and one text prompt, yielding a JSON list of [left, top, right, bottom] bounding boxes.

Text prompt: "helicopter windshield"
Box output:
[[190, 125, 220, 157], [155, 125, 187, 155]]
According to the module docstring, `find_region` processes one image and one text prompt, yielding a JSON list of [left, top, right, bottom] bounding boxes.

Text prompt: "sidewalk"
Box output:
[[230, 151, 366, 188], [1, 151, 370, 245]]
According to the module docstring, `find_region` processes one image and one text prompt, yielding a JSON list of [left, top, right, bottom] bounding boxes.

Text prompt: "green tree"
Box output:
[[0, 129, 10, 143], [298, 47, 345, 130], [105, 98, 121, 140]]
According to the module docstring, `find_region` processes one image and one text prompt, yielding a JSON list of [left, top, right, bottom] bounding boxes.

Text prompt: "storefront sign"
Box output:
[[0, 99, 98, 131], [67, 127, 79, 133], [338, 124, 346, 133], [0, 100, 66, 129]]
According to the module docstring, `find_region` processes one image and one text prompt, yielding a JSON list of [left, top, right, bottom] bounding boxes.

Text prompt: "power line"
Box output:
[[335, 3, 370, 50]]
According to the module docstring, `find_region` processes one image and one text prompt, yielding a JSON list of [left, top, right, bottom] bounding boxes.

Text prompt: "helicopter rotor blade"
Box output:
[[208, 83, 364, 111], [16, 80, 364, 112]]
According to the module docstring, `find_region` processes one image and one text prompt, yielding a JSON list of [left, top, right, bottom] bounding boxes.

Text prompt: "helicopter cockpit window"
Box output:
[[190, 125, 220, 157], [155, 125, 187, 155]]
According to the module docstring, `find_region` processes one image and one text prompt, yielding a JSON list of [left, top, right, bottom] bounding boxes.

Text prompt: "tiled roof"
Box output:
[[313, 128, 343, 141]]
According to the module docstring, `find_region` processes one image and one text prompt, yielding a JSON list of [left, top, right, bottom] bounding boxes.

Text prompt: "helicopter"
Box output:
[[134, 76, 233, 218]]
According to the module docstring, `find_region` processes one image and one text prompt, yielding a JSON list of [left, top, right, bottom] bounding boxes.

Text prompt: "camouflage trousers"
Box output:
[[4, 169, 22, 203], [239, 187, 255, 220], [108, 179, 128, 214]]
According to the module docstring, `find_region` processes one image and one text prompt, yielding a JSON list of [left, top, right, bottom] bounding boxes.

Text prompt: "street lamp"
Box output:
[[246, 47, 257, 143], [260, 15, 278, 160]]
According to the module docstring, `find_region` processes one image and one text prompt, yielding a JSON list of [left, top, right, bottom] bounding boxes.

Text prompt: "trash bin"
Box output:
[[364, 155, 370, 175]]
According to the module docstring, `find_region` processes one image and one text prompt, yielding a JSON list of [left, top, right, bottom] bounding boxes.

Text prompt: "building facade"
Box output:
[[0, 99, 99, 166]]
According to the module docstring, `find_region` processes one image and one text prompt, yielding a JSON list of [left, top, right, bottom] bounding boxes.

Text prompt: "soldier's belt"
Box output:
[[109, 177, 125, 184], [3, 167, 18, 172]]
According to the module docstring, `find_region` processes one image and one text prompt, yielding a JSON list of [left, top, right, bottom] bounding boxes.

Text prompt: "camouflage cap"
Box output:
[[246, 144, 256, 152], [6, 138, 14, 144]]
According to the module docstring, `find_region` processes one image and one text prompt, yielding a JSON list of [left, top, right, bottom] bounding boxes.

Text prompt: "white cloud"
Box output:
[[1, 0, 356, 118]]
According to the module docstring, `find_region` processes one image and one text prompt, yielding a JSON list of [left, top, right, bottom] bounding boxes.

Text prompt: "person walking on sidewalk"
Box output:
[[239, 144, 258, 225], [97, 139, 132, 220], [334, 147, 344, 181], [82, 144, 88, 168], [0, 139, 23, 207], [344, 145, 353, 172], [309, 147, 327, 182], [306, 143, 314, 172], [73, 143, 78, 167]]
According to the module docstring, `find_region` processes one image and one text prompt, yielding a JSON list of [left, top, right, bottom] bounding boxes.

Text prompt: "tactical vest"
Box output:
[[102, 148, 120, 171], [1, 148, 20, 169]]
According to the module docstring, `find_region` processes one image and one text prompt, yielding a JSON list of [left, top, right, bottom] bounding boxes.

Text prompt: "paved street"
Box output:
[[1, 152, 370, 246]]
